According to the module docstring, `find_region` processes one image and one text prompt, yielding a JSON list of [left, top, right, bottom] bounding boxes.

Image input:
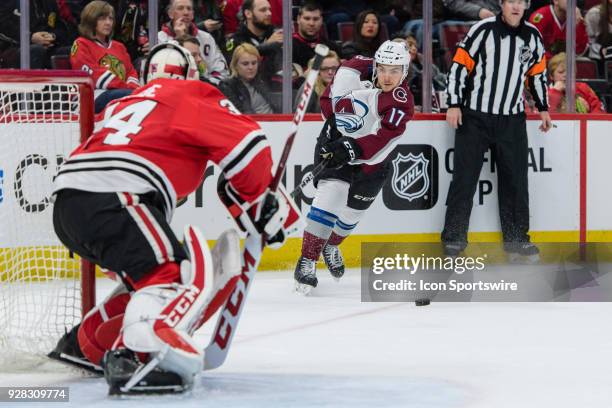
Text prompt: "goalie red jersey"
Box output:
[[53, 78, 273, 220], [70, 37, 140, 91]]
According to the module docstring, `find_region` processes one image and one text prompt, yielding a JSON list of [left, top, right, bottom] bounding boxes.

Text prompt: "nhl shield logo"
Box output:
[[391, 152, 430, 201]]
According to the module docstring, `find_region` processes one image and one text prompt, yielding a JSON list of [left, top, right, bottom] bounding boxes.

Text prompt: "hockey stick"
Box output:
[[290, 158, 329, 199], [203, 44, 330, 370]]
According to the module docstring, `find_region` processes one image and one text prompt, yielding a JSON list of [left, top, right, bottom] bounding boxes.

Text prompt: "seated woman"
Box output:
[[547, 52, 605, 113], [217, 43, 279, 114], [341, 10, 384, 59], [293, 51, 341, 114], [71, 1, 139, 113]]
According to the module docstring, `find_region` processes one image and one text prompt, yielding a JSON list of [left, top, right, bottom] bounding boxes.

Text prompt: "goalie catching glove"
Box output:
[[218, 175, 302, 248]]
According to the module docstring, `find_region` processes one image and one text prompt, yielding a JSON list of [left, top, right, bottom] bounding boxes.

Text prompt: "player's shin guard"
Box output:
[[109, 225, 214, 394]]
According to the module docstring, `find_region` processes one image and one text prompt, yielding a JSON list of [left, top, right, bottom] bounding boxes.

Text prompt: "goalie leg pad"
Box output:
[[78, 284, 131, 366], [120, 225, 213, 388]]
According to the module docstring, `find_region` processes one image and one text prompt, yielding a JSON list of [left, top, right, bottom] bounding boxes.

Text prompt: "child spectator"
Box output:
[[547, 52, 605, 113], [71, 1, 139, 113], [176, 35, 213, 83]]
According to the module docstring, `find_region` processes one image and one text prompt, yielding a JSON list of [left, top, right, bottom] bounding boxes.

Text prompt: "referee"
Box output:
[[442, 0, 553, 258]]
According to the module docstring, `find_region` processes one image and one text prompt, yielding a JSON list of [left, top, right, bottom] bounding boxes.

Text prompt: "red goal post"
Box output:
[[0, 70, 96, 359]]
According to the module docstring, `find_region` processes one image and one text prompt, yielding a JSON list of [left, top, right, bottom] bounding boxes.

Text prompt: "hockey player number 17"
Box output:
[[387, 108, 405, 127], [102, 100, 158, 145]]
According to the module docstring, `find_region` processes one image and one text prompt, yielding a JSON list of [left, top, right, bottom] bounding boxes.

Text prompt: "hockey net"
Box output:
[[0, 71, 96, 365]]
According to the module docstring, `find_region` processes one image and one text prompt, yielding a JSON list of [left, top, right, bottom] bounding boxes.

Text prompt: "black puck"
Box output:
[[415, 298, 431, 306]]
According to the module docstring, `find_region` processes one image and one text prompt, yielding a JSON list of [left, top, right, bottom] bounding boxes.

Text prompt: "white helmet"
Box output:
[[372, 40, 411, 85], [142, 42, 199, 84]]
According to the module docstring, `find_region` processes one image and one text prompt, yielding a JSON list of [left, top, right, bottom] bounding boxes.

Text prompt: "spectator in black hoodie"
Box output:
[[224, 0, 283, 89], [0, 0, 77, 68]]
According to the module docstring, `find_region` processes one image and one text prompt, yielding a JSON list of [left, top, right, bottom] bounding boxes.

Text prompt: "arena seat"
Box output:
[[50, 54, 71, 70]]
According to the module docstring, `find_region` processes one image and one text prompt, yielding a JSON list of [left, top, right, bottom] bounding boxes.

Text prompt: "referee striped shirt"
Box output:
[[447, 15, 549, 115]]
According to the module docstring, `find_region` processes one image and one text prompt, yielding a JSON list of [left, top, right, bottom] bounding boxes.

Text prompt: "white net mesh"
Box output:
[[0, 81, 85, 363]]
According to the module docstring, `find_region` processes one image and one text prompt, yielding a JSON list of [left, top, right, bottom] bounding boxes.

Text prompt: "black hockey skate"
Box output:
[[294, 256, 317, 295], [443, 242, 465, 257], [322, 244, 345, 280], [48, 324, 103, 375], [103, 349, 191, 395], [504, 242, 540, 264]]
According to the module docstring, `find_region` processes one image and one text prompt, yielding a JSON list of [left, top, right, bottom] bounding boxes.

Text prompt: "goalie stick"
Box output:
[[203, 43, 330, 370]]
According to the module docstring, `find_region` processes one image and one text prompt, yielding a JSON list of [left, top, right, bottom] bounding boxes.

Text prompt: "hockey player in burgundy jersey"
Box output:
[[294, 40, 415, 294], [49, 42, 297, 394]]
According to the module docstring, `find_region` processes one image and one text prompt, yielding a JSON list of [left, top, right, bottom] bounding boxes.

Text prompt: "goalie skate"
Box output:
[[294, 257, 317, 295], [48, 324, 103, 375], [103, 349, 190, 395]]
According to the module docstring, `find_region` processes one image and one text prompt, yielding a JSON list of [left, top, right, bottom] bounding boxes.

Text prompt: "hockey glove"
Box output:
[[319, 137, 361, 168], [218, 176, 297, 248]]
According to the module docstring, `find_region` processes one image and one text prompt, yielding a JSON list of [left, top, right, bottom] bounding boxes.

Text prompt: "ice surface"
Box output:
[[1, 268, 611, 407]]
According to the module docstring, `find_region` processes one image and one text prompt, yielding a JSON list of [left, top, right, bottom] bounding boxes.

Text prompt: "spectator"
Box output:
[[114, 1, 150, 65], [529, 0, 589, 58], [319, 0, 367, 40], [341, 10, 384, 58], [191, 0, 225, 47], [365, 0, 405, 38], [443, 0, 500, 21], [218, 43, 279, 113], [293, 50, 341, 113], [585, 0, 612, 62], [225, 0, 283, 89], [71, 1, 139, 113], [293, 2, 342, 71], [223, 0, 282, 37], [176, 35, 212, 83], [401, 0, 447, 49], [394, 35, 446, 110], [159, 0, 229, 85], [0, 0, 77, 69], [547, 52, 605, 112]]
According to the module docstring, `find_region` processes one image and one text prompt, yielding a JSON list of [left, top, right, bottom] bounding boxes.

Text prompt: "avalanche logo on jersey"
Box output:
[[391, 152, 429, 202], [333, 93, 369, 134]]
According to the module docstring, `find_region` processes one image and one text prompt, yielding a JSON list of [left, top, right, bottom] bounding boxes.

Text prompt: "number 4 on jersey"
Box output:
[[101, 100, 158, 145]]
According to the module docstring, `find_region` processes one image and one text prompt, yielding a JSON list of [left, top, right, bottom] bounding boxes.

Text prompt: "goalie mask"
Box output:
[[143, 42, 199, 84], [372, 40, 411, 86]]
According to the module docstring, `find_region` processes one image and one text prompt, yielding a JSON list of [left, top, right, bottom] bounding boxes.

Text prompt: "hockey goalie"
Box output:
[[48, 42, 300, 395]]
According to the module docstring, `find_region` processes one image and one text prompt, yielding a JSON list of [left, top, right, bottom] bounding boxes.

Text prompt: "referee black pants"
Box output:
[[442, 109, 530, 246]]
